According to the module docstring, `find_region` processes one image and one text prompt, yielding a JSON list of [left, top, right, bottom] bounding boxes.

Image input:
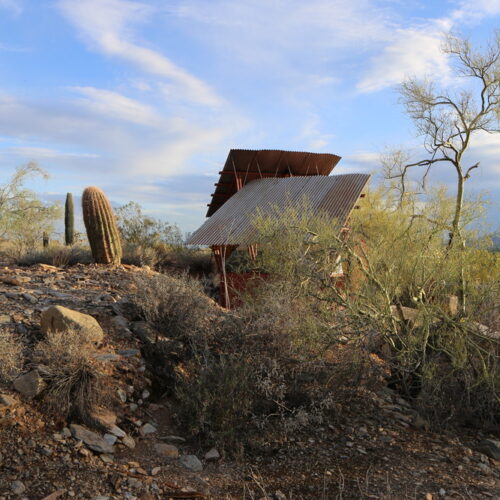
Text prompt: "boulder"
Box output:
[[70, 424, 114, 454], [204, 448, 220, 461], [13, 370, 45, 399], [179, 454, 203, 472], [41, 305, 104, 344]]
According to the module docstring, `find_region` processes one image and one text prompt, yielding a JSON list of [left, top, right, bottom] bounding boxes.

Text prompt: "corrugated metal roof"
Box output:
[[207, 149, 342, 216], [187, 173, 370, 246]]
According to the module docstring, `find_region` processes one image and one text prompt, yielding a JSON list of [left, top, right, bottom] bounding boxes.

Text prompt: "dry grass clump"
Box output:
[[34, 330, 102, 426], [158, 246, 214, 276], [121, 244, 160, 268], [121, 242, 214, 277], [11, 244, 92, 267], [0, 329, 24, 383]]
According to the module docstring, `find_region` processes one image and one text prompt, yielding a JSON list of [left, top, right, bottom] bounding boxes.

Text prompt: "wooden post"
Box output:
[[211, 245, 237, 308]]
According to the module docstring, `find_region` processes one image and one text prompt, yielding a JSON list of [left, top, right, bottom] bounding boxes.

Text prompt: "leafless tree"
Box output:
[[389, 32, 499, 248]]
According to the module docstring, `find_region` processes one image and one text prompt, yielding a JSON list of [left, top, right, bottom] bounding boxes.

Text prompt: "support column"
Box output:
[[211, 245, 237, 308]]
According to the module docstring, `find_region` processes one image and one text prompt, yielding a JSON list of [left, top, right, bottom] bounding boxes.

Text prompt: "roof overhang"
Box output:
[[207, 149, 342, 217]]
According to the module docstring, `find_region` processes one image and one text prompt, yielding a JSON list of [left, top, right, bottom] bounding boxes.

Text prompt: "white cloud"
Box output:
[[451, 0, 500, 23], [72, 86, 161, 126], [298, 114, 335, 151], [171, 0, 392, 58], [339, 151, 381, 175], [127, 120, 231, 176], [0, 89, 239, 179], [58, 0, 223, 108], [0, 0, 22, 14], [0, 43, 29, 52], [358, 0, 500, 93], [5, 146, 100, 159], [357, 21, 452, 93]]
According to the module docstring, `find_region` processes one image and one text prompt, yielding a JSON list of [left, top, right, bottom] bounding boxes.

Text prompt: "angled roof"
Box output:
[[187, 173, 370, 246], [207, 149, 342, 216]]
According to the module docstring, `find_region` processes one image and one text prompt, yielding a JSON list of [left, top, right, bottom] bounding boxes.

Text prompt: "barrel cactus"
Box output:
[[82, 186, 122, 264], [64, 192, 74, 246]]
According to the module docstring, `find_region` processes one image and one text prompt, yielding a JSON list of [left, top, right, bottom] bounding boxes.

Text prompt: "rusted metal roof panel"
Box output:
[[187, 173, 370, 246], [207, 149, 342, 216]]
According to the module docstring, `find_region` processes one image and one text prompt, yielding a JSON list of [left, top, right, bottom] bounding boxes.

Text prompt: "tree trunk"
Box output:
[[448, 172, 466, 315], [448, 173, 464, 249]]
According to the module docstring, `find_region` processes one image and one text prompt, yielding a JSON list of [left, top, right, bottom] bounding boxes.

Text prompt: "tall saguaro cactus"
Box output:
[[82, 186, 122, 264], [65, 192, 74, 246]]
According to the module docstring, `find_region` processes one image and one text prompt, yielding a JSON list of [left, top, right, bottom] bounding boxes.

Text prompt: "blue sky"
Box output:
[[0, 0, 499, 234]]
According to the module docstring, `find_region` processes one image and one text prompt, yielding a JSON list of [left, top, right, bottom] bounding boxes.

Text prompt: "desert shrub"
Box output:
[[134, 272, 378, 448], [0, 329, 24, 383], [174, 353, 255, 445], [248, 187, 500, 428], [116, 201, 182, 247], [170, 283, 383, 447], [121, 243, 160, 268], [132, 271, 220, 342], [34, 330, 102, 426], [134, 188, 498, 447]]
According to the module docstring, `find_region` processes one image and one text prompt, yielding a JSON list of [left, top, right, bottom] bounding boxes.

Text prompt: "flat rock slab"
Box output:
[[41, 305, 104, 343], [70, 424, 114, 454]]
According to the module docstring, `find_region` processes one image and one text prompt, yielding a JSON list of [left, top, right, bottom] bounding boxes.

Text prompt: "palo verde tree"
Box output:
[[0, 162, 61, 255], [389, 33, 499, 244], [387, 32, 499, 312]]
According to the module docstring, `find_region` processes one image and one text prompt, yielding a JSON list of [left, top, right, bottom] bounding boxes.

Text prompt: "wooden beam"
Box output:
[[218, 170, 278, 177], [210, 192, 232, 198]]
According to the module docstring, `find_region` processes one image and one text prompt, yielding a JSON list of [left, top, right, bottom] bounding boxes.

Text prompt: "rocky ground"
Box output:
[[0, 263, 498, 500]]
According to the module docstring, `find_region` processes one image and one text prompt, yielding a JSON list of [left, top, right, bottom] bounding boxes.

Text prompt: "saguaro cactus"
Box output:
[[65, 192, 74, 246], [82, 186, 122, 264]]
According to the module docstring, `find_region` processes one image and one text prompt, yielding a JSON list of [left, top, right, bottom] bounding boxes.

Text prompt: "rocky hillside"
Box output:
[[0, 263, 498, 499]]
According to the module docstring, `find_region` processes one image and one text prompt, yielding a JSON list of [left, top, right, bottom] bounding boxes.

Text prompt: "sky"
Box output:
[[0, 0, 499, 235]]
